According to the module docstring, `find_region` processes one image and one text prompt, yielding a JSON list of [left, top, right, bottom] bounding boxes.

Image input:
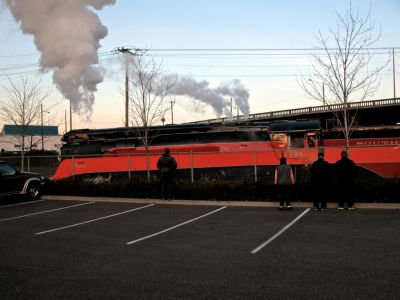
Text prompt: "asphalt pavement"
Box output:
[[0, 197, 399, 299]]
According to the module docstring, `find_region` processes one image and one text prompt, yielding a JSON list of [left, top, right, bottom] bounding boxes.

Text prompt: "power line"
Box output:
[[0, 53, 40, 58], [0, 47, 395, 78], [1, 46, 397, 60], [0, 63, 39, 70], [0, 69, 41, 78], [124, 47, 400, 51]]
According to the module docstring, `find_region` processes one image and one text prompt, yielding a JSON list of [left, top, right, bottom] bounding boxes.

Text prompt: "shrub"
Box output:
[[43, 177, 400, 202]]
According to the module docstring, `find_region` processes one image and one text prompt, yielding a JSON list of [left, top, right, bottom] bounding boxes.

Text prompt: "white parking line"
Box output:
[[35, 204, 155, 235], [126, 206, 227, 246], [251, 208, 311, 254], [0, 200, 45, 208], [0, 202, 95, 222]]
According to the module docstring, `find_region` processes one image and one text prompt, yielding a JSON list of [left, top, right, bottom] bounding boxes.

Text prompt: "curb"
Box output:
[[42, 195, 400, 209]]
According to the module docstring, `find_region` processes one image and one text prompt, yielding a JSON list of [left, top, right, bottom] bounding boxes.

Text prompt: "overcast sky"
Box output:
[[0, 0, 399, 130]]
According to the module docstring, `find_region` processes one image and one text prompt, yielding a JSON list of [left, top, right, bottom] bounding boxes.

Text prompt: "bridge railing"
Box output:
[[189, 97, 400, 124]]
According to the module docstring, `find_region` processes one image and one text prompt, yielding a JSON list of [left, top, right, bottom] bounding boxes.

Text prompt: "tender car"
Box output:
[[0, 161, 45, 201]]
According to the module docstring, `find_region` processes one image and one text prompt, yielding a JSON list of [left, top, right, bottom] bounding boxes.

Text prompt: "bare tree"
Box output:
[[299, 3, 389, 151], [127, 54, 175, 181], [0, 76, 51, 170]]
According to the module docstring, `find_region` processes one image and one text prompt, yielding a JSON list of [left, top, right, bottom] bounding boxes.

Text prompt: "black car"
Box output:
[[0, 161, 45, 201]]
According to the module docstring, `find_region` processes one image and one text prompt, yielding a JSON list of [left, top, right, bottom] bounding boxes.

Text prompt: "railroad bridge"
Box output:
[[189, 97, 400, 129], [63, 97, 400, 145]]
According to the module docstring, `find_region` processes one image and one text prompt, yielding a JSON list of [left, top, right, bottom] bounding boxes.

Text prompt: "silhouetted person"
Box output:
[[334, 150, 357, 210], [275, 157, 295, 210], [157, 148, 177, 200], [311, 152, 332, 210]]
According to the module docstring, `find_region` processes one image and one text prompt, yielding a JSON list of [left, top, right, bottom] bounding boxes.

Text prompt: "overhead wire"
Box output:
[[0, 47, 396, 79]]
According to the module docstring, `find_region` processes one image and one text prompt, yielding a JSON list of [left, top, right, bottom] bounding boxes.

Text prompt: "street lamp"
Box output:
[[233, 106, 240, 124], [63, 99, 72, 132], [40, 104, 50, 151], [69, 99, 72, 131], [230, 98, 233, 118], [170, 100, 176, 125], [308, 79, 326, 106]]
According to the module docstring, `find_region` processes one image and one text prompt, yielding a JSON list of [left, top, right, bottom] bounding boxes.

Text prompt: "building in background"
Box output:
[[0, 125, 61, 152]]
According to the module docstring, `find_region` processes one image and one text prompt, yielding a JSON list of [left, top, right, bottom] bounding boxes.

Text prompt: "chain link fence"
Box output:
[[1, 144, 398, 183], [0, 155, 60, 178]]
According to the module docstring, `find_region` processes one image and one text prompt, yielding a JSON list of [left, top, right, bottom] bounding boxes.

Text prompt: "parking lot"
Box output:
[[1, 198, 399, 299]]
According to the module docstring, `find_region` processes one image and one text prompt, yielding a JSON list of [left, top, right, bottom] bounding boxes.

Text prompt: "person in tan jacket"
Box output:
[[275, 157, 294, 210]]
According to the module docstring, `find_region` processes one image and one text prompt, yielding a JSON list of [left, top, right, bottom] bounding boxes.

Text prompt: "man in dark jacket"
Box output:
[[334, 150, 357, 210], [157, 148, 178, 200], [310, 152, 332, 210]]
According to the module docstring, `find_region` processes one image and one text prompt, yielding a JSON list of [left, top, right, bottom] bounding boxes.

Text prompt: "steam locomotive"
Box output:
[[53, 119, 400, 181]]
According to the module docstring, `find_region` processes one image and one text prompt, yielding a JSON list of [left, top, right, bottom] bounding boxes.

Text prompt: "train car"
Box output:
[[53, 120, 400, 180]]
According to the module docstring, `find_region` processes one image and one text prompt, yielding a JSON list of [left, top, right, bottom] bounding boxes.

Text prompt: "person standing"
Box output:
[[310, 152, 332, 211], [334, 150, 357, 210], [157, 148, 178, 200], [274, 157, 295, 210]]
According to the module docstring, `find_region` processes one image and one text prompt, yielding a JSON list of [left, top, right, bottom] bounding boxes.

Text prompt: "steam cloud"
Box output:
[[3, 0, 116, 115], [168, 76, 250, 117]]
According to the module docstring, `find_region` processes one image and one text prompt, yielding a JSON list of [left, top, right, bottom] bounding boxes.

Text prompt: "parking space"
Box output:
[[0, 199, 399, 299]]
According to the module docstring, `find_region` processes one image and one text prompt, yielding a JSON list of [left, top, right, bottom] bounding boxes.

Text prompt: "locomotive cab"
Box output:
[[269, 120, 321, 149]]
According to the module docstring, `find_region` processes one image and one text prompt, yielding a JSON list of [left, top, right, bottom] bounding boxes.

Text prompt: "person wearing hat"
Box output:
[[310, 152, 332, 210], [157, 148, 178, 200]]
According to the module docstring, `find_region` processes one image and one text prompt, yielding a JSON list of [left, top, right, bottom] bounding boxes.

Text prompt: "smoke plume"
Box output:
[[3, 0, 116, 115], [168, 76, 250, 117]]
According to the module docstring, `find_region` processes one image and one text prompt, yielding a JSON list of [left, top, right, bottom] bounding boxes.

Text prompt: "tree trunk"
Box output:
[[145, 145, 151, 182], [343, 108, 350, 152], [21, 135, 25, 171]]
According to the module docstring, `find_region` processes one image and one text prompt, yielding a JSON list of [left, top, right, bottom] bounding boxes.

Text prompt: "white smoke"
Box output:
[[215, 79, 250, 116], [168, 76, 250, 117], [3, 0, 116, 116]]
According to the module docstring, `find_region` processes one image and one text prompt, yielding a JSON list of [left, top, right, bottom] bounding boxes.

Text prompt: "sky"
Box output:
[[0, 0, 399, 132]]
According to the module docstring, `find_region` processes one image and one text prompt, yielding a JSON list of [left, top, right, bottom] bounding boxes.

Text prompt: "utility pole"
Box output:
[[393, 48, 396, 99], [124, 50, 130, 128], [170, 100, 175, 124], [64, 109, 67, 133], [70, 100, 72, 131], [116, 47, 131, 128], [115, 47, 148, 128], [41, 104, 44, 150]]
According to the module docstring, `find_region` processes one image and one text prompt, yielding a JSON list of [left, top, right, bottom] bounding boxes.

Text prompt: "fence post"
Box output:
[[253, 151, 257, 182], [72, 156, 75, 181], [190, 150, 194, 184], [27, 156, 30, 172], [128, 154, 131, 180]]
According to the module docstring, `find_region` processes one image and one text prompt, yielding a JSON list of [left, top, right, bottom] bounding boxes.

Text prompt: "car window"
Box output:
[[0, 163, 16, 176]]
